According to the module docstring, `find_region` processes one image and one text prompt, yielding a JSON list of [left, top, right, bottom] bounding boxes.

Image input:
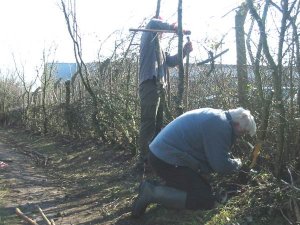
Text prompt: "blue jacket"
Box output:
[[139, 18, 179, 85], [149, 108, 240, 174]]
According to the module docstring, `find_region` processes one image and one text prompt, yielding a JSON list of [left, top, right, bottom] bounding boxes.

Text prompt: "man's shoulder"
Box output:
[[146, 19, 171, 30], [183, 108, 224, 118], [195, 109, 230, 131]]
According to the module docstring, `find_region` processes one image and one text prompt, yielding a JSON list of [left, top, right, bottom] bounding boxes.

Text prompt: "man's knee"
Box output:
[[140, 104, 158, 122]]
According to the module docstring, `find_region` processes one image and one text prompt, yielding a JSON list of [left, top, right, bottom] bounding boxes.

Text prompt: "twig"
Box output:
[[280, 207, 293, 225], [37, 206, 52, 225], [15, 208, 39, 225], [0, 159, 13, 163], [281, 179, 300, 192], [292, 199, 300, 224], [205, 51, 215, 76], [287, 168, 294, 186], [20, 149, 49, 166]]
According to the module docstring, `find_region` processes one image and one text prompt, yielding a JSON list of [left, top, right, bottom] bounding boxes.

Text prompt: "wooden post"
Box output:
[[176, 0, 184, 116]]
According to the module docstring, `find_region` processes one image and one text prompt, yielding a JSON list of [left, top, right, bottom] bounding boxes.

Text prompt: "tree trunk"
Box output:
[[247, 0, 286, 177], [65, 80, 73, 135], [61, 0, 104, 140], [246, 2, 272, 141], [176, 0, 184, 116], [235, 3, 249, 107], [184, 37, 190, 111]]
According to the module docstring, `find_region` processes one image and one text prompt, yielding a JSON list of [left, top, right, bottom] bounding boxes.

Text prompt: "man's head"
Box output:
[[228, 107, 256, 137], [151, 16, 164, 39]]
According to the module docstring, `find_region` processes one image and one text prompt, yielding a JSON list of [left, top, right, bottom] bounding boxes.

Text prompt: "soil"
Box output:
[[0, 127, 291, 225], [0, 128, 144, 225]]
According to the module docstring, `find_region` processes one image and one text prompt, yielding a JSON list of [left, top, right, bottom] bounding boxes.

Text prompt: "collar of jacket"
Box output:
[[225, 111, 236, 146]]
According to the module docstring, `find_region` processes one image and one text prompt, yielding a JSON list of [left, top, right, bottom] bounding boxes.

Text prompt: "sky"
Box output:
[[0, 0, 244, 81]]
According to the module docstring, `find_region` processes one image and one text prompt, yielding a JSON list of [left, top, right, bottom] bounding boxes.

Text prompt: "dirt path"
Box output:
[[0, 130, 67, 224], [1, 128, 288, 225], [0, 128, 141, 225]]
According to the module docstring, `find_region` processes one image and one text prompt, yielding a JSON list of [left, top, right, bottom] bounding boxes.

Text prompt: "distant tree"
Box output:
[[61, 0, 105, 140], [39, 47, 57, 134], [12, 55, 37, 126], [0, 70, 22, 125]]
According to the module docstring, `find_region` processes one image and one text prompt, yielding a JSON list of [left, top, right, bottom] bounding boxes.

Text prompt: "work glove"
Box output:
[[183, 42, 193, 55], [182, 29, 191, 35], [237, 163, 258, 184], [233, 158, 242, 170], [172, 23, 191, 35]]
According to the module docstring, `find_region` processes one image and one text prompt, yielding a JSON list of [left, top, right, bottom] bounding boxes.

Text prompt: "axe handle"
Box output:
[[129, 28, 191, 35], [249, 143, 262, 169]]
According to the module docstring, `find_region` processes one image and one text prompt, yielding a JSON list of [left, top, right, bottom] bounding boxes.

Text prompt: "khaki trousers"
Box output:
[[138, 79, 163, 161]]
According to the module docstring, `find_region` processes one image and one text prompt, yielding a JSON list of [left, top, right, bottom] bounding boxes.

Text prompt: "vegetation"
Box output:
[[0, 0, 299, 224], [0, 127, 297, 225], [0, 179, 19, 225]]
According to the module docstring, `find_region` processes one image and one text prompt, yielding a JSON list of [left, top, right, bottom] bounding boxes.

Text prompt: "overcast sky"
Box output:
[[0, 0, 244, 80]]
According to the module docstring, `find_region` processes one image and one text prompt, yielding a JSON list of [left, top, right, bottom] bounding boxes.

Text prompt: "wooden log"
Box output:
[[15, 208, 39, 225]]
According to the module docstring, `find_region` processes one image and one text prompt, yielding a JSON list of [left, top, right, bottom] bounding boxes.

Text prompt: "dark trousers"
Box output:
[[149, 151, 215, 210], [138, 80, 163, 161]]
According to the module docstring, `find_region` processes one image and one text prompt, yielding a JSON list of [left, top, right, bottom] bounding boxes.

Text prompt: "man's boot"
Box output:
[[132, 181, 187, 218]]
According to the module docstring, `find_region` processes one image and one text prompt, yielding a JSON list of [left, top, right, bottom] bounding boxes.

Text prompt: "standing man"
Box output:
[[137, 17, 193, 170], [132, 107, 257, 217]]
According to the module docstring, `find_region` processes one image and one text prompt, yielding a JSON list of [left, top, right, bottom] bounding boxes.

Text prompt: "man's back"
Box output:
[[149, 108, 240, 174], [139, 19, 174, 84]]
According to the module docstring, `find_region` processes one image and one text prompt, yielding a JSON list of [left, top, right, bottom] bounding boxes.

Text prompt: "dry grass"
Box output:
[[0, 127, 292, 225]]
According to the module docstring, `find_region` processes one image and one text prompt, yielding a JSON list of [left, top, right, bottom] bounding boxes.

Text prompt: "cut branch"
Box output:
[[196, 49, 229, 65], [37, 206, 53, 225], [16, 208, 39, 225]]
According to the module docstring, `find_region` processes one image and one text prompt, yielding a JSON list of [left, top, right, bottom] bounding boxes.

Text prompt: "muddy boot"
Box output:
[[131, 181, 187, 218]]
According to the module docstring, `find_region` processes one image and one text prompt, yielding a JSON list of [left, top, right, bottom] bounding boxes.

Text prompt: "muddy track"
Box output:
[[0, 130, 67, 224], [0, 128, 143, 225]]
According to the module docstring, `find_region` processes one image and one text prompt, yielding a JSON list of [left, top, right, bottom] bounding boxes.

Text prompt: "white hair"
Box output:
[[228, 107, 257, 137]]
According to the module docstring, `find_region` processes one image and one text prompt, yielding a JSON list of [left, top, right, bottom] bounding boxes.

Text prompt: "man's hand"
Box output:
[[172, 23, 191, 35], [183, 42, 193, 55], [233, 158, 242, 170], [182, 30, 192, 35]]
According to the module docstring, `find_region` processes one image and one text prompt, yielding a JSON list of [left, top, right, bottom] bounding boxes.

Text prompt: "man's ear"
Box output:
[[232, 121, 240, 129]]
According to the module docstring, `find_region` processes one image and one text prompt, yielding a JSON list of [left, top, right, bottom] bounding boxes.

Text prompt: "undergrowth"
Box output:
[[0, 127, 295, 225], [0, 179, 19, 225]]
